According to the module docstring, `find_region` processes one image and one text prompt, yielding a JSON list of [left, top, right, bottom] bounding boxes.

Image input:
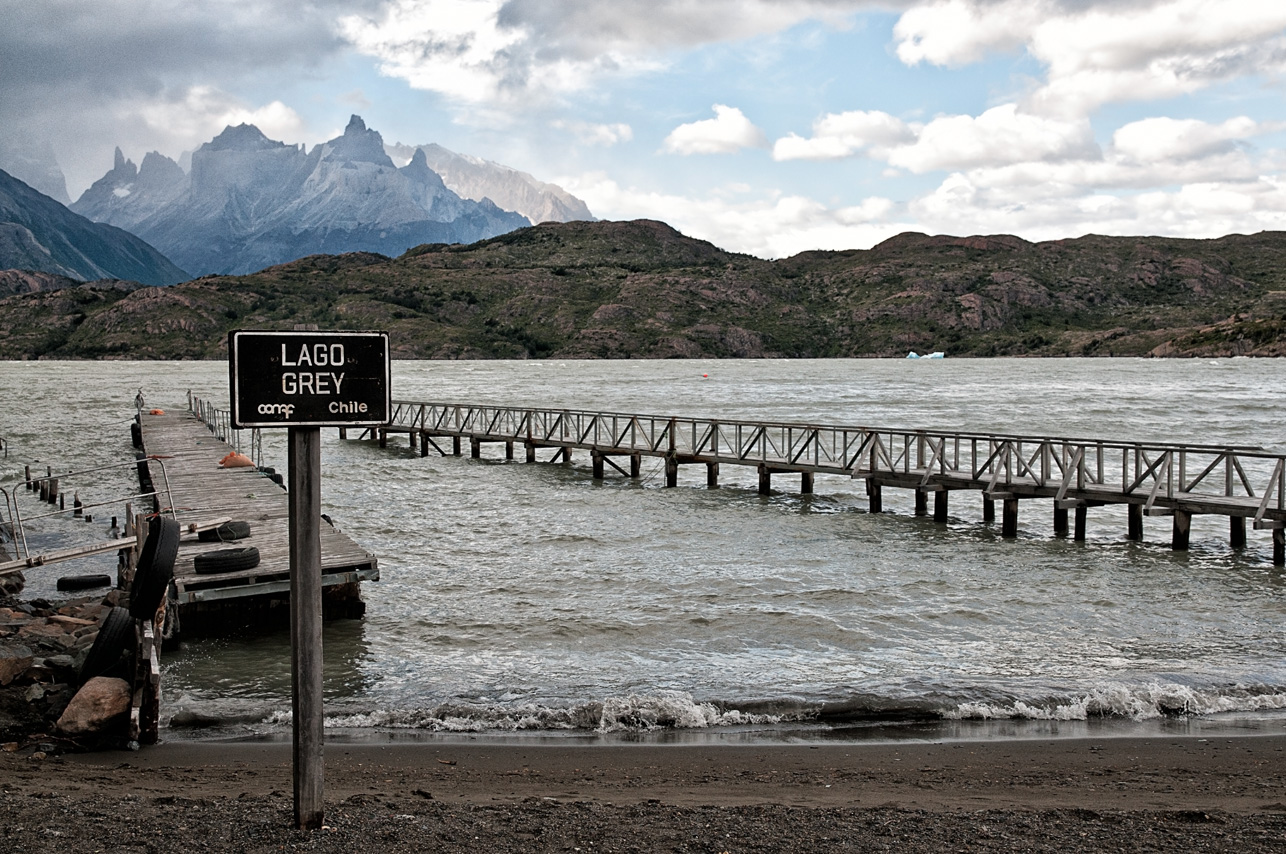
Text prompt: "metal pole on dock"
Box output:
[[289, 427, 324, 830]]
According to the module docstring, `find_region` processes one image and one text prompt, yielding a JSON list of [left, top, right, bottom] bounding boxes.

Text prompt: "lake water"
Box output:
[[1, 358, 1283, 743]]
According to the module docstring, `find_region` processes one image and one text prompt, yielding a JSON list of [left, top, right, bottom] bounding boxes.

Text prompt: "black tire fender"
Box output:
[[129, 516, 180, 620], [57, 573, 112, 592], [197, 520, 252, 542], [79, 606, 134, 686], [193, 546, 261, 575]]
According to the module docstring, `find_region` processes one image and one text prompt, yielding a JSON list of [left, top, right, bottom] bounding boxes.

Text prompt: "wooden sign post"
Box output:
[[229, 330, 389, 829]]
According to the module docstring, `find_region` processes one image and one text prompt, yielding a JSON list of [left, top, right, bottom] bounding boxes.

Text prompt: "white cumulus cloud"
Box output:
[[559, 171, 907, 258], [888, 104, 1099, 172], [772, 110, 915, 161], [894, 0, 1286, 118], [662, 105, 768, 155], [551, 120, 634, 146]]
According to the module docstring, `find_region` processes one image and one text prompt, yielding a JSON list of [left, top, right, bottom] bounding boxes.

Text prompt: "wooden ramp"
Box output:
[[136, 408, 377, 629]]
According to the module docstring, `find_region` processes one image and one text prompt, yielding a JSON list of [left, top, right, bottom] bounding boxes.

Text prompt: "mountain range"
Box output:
[[1, 219, 1282, 360], [66, 116, 581, 276], [0, 168, 188, 288]]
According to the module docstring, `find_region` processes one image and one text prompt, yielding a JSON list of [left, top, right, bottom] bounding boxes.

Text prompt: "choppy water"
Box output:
[[1, 358, 1284, 742]]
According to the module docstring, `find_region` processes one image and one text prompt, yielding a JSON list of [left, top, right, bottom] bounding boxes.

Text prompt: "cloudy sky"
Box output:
[[3, 0, 1286, 257]]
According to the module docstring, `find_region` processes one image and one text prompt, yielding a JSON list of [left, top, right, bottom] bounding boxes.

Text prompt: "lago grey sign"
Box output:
[[229, 330, 390, 428]]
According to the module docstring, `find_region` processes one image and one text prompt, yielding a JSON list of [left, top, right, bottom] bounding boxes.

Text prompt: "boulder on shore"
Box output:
[[55, 676, 131, 736]]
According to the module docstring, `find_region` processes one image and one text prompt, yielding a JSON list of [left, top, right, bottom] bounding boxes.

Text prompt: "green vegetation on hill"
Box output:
[[2, 219, 1284, 359]]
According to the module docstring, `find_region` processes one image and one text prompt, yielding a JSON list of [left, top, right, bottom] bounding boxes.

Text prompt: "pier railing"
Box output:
[[387, 400, 1286, 525]]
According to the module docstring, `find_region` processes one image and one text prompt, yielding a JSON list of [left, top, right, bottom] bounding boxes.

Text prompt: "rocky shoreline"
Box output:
[[0, 584, 134, 753]]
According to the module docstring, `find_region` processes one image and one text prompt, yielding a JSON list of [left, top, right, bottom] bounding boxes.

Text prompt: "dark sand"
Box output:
[[3, 734, 1285, 851]]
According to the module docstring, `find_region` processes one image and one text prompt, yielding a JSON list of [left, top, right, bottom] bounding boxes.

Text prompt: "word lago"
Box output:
[[282, 343, 347, 367], [281, 371, 345, 395]]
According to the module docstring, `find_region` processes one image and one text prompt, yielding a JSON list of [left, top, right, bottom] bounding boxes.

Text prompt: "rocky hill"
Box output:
[[1, 219, 1283, 360], [0, 169, 188, 287], [69, 117, 536, 276]]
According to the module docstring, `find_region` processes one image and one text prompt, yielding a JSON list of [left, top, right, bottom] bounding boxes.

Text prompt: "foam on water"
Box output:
[[3, 359, 1285, 742]]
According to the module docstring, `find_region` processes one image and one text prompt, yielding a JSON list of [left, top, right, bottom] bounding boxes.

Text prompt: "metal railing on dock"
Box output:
[[373, 400, 1286, 565]]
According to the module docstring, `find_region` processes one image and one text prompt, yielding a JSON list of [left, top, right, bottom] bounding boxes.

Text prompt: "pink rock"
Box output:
[[0, 645, 34, 685], [56, 677, 132, 736]]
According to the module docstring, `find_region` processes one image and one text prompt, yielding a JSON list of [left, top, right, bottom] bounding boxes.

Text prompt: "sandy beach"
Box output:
[[3, 734, 1284, 851]]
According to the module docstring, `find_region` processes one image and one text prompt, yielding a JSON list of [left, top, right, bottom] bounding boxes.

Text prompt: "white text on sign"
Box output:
[[282, 372, 345, 395]]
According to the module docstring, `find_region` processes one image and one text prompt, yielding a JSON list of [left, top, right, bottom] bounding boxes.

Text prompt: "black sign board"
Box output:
[[229, 330, 390, 428]]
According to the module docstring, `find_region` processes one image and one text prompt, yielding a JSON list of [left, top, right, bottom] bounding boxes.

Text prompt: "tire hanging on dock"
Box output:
[[79, 606, 134, 686], [129, 516, 179, 620]]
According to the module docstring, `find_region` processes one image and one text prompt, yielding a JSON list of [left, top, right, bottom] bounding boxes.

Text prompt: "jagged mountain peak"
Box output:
[[204, 123, 286, 152], [321, 114, 394, 167]]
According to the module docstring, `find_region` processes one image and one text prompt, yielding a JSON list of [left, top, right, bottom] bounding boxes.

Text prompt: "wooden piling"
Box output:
[[378, 429, 386, 449], [933, 489, 948, 523], [983, 496, 995, 523], [1172, 510, 1191, 551], [452, 436, 462, 456], [1002, 498, 1019, 538], [666, 456, 678, 488], [1230, 517, 1246, 549], [506, 441, 514, 461], [1275, 527, 1284, 566], [707, 462, 719, 489], [592, 451, 604, 480], [630, 453, 641, 478], [1074, 505, 1087, 541], [420, 433, 429, 457], [526, 442, 536, 463], [914, 489, 927, 517], [1053, 506, 1069, 537], [867, 481, 882, 513], [801, 471, 813, 495], [758, 464, 771, 496], [470, 438, 481, 459], [1127, 504, 1144, 541]]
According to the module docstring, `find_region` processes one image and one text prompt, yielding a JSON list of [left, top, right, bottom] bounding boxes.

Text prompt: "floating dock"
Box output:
[[368, 400, 1286, 565], [136, 404, 378, 635]]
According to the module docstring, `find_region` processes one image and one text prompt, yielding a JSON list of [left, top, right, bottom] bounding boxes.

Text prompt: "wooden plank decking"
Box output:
[[136, 409, 378, 608]]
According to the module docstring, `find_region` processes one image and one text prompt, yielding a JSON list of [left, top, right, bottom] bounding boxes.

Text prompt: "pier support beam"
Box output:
[[592, 451, 604, 480], [1230, 517, 1246, 549], [470, 438, 481, 459], [914, 490, 927, 517], [758, 464, 771, 496], [867, 481, 882, 513], [666, 456, 679, 488], [378, 429, 387, 449], [630, 453, 641, 479], [933, 490, 948, 524], [982, 496, 995, 523], [801, 472, 814, 495], [526, 442, 536, 463], [707, 462, 719, 489], [1074, 505, 1088, 541], [1127, 504, 1144, 541], [506, 441, 514, 461], [1002, 498, 1019, 538], [1053, 506, 1069, 537], [452, 436, 462, 457], [1172, 510, 1191, 551], [1275, 528, 1284, 566]]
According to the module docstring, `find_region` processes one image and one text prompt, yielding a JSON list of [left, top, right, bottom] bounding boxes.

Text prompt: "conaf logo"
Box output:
[[258, 403, 295, 417]]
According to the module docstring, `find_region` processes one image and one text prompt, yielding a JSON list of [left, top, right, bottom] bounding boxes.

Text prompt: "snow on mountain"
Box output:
[[70, 116, 534, 276], [386, 142, 594, 225]]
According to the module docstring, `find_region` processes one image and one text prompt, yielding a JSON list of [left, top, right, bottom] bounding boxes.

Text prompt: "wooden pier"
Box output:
[[370, 401, 1286, 565], [136, 405, 378, 634]]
